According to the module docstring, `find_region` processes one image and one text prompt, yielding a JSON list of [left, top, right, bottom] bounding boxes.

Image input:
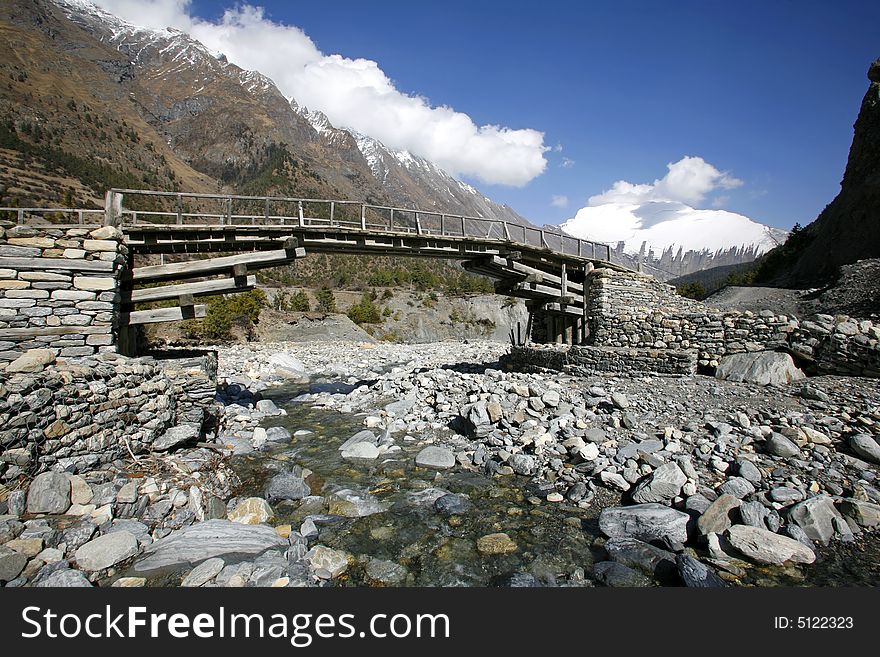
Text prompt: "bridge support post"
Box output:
[[104, 190, 123, 227]]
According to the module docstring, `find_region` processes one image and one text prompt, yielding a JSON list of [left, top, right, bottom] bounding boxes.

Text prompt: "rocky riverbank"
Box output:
[[2, 339, 879, 587]]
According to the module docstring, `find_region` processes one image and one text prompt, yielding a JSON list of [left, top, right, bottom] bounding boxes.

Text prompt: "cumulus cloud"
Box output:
[[588, 156, 742, 206], [92, 0, 548, 186], [551, 195, 569, 208]]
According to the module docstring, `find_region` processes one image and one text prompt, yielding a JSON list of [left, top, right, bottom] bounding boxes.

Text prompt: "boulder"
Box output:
[[849, 434, 880, 464], [338, 430, 377, 452], [6, 349, 56, 374], [604, 537, 677, 582], [180, 557, 226, 587], [630, 462, 686, 503], [74, 531, 139, 571], [415, 446, 456, 470], [228, 497, 274, 524], [34, 568, 93, 587], [305, 545, 350, 578], [676, 554, 727, 587], [133, 520, 287, 574], [787, 495, 848, 545], [593, 561, 653, 587], [765, 433, 801, 458], [727, 524, 815, 565], [340, 441, 380, 460], [715, 352, 805, 386], [697, 494, 741, 536], [26, 471, 71, 514], [838, 499, 880, 527], [598, 504, 690, 544], [0, 545, 27, 582], [264, 473, 311, 503], [152, 424, 199, 451]]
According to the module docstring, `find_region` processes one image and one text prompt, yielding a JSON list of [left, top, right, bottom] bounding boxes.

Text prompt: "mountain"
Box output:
[[764, 58, 880, 287], [0, 0, 534, 231], [560, 200, 788, 281]]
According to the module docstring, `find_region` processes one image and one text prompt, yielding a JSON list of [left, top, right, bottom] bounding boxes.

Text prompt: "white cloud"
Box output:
[[91, 0, 548, 186], [560, 157, 576, 169], [551, 195, 569, 208], [588, 156, 742, 206], [559, 156, 781, 257]]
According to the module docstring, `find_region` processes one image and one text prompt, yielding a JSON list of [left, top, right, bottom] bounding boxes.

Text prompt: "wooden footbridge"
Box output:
[[5, 189, 632, 348]]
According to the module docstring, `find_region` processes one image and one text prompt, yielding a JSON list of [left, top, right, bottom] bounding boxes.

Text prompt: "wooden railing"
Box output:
[[0, 189, 614, 262]]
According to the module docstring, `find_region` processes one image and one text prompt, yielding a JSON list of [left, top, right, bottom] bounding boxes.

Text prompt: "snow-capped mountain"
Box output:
[[561, 194, 788, 279], [49, 0, 532, 227]]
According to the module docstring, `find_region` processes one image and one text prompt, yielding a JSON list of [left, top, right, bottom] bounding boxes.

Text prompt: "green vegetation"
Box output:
[[272, 289, 311, 312], [676, 281, 706, 300], [347, 291, 382, 325], [315, 287, 336, 312], [179, 289, 268, 342]]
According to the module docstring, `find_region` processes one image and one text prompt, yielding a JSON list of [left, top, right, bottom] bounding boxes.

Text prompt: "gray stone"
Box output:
[[264, 473, 311, 503], [715, 351, 805, 386], [327, 489, 388, 517], [433, 493, 472, 515], [340, 441, 380, 460], [338, 430, 377, 452], [385, 399, 415, 416], [849, 434, 880, 464], [676, 554, 727, 587], [6, 349, 56, 373], [415, 446, 456, 470], [255, 399, 283, 415], [598, 504, 690, 544], [697, 494, 741, 536], [593, 561, 653, 587], [765, 433, 801, 458], [26, 471, 71, 514], [0, 545, 27, 581], [75, 531, 139, 571], [584, 428, 607, 443], [181, 557, 226, 587], [769, 487, 803, 504], [152, 424, 199, 451], [365, 558, 408, 586], [509, 452, 538, 476], [305, 545, 349, 578], [788, 495, 847, 545], [7, 490, 25, 517], [133, 520, 287, 574], [717, 477, 756, 499], [736, 460, 762, 484], [265, 426, 292, 442], [34, 568, 93, 587], [727, 524, 815, 565], [630, 462, 687, 503], [605, 537, 677, 582], [838, 499, 880, 527]]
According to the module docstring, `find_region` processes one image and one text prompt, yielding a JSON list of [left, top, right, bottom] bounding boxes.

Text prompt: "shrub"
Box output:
[[677, 282, 706, 300], [315, 287, 336, 312], [347, 292, 382, 325]]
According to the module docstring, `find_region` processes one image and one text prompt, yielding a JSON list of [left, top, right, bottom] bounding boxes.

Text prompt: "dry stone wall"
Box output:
[[0, 351, 218, 480], [0, 222, 126, 361]]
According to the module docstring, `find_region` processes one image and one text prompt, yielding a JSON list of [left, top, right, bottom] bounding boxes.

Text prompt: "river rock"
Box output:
[[434, 493, 471, 515], [26, 471, 71, 514], [265, 426, 292, 442], [787, 495, 848, 545], [228, 497, 274, 524], [415, 446, 455, 470], [676, 554, 727, 587], [715, 352, 805, 386], [630, 462, 687, 503], [476, 532, 518, 555], [717, 477, 756, 500], [604, 537, 677, 582], [365, 558, 408, 586], [338, 430, 377, 452], [697, 494, 741, 536], [327, 489, 387, 517], [726, 524, 815, 565], [0, 545, 27, 581], [598, 504, 690, 544], [341, 441, 381, 460], [133, 520, 287, 574], [838, 500, 880, 527], [594, 561, 653, 587], [180, 557, 225, 587], [849, 434, 880, 464], [385, 399, 415, 416], [152, 424, 199, 451], [305, 545, 349, 578], [74, 531, 139, 571], [34, 568, 93, 587], [264, 473, 311, 503], [765, 433, 801, 458], [509, 453, 538, 476]]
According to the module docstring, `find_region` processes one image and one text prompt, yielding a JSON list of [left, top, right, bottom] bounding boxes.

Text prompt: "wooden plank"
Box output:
[[130, 249, 301, 282], [489, 256, 585, 294], [0, 257, 114, 272], [125, 305, 207, 325], [128, 275, 257, 303]]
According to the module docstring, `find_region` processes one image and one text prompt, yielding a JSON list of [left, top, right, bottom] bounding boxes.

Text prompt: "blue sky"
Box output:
[[129, 1, 879, 230]]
